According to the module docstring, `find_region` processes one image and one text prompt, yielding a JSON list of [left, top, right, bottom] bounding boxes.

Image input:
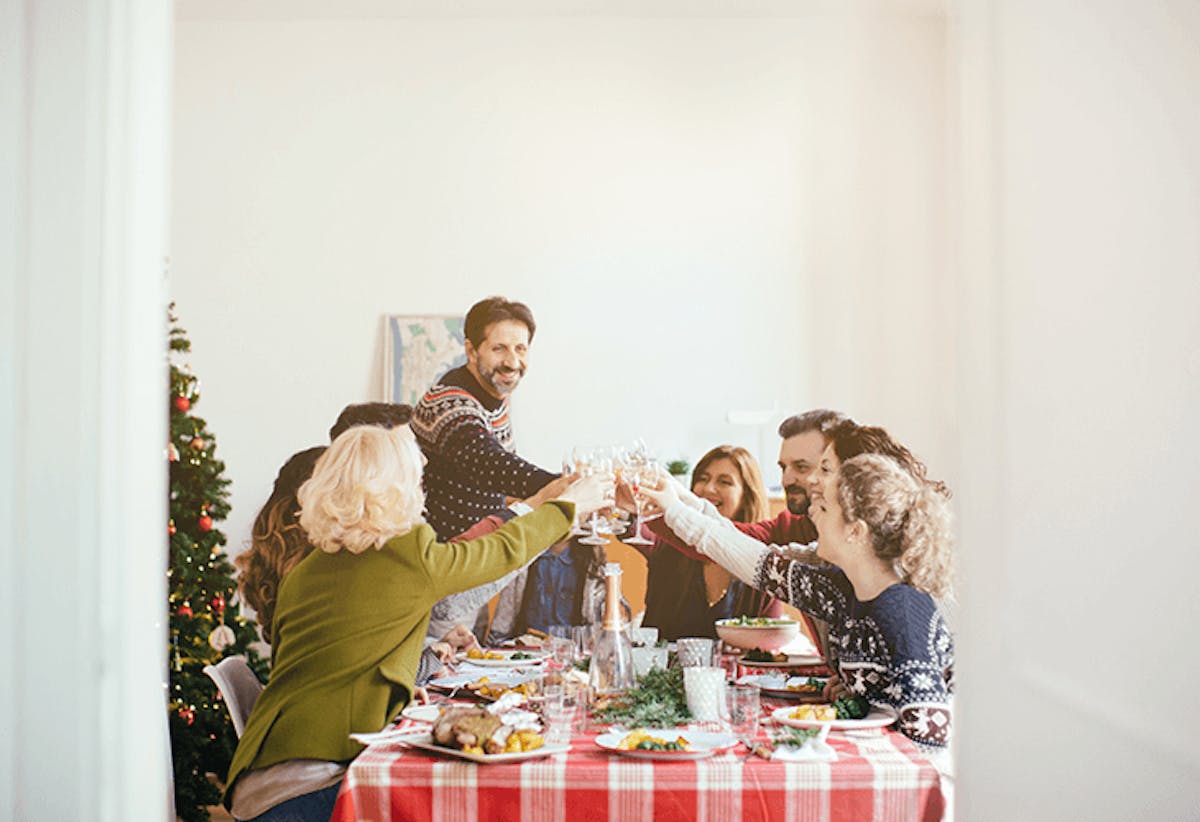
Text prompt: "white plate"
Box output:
[[400, 703, 443, 723], [771, 703, 898, 731], [594, 729, 740, 761], [428, 670, 537, 691], [739, 655, 825, 668], [395, 732, 569, 763], [457, 650, 547, 668], [738, 674, 827, 699]]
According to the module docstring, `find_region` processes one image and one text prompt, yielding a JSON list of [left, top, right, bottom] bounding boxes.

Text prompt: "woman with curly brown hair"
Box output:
[[644, 452, 954, 750]]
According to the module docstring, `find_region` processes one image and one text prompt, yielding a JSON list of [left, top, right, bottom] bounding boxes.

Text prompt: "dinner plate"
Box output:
[[593, 729, 740, 761], [428, 670, 536, 691], [738, 674, 828, 701], [739, 655, 825, 668], [771, 703, 898, 731], [457, 650, 547, 668], [395, 732, 569, 764], [400, 703, 443, 723]]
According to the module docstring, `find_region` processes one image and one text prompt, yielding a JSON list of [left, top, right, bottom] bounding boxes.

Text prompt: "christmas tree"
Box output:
[[168, 306, 266, 822]]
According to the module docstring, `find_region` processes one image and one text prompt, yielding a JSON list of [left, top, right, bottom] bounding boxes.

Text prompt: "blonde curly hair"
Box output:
[[836, 454, 954, 598], [298, 425, 426, 554]]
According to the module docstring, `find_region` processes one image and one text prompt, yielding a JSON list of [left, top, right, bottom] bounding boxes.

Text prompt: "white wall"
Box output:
[[953, 0, 1200, 818], [171, 6, 950, 558]]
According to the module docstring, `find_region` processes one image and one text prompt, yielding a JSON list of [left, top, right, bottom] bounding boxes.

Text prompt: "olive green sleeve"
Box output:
[[415, 500, 575, 601]]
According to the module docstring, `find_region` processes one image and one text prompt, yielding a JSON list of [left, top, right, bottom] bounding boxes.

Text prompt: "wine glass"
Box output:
[[622, 453, 655, 546], [563, 450, 590, 536], [619, 460, 657, 544], [576, 448, 612, 546]]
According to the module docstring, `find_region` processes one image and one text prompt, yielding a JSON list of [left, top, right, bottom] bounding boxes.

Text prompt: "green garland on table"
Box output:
[[592, 666, 692, 728]]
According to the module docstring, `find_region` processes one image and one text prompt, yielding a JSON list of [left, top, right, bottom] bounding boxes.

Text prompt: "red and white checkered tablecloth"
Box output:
[[330, 709, 945, 822]]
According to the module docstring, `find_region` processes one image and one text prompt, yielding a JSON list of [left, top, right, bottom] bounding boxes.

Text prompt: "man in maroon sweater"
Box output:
[[644, 408, 848, 656], [649, 408, 847, 554]]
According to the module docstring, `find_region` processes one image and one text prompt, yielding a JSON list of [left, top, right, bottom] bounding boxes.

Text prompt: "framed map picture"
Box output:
[[383, 315, 467, 405]]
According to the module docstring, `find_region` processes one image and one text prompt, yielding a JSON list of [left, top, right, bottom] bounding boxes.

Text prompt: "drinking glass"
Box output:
[[549, 637, 574, 669], [571, 625, 594, 661], [728, 683, 761, 743], [676, 637, 715, 668], [684, 666, 727, 725], [549, 625, 572, 640], [622, 455, 655, 546]]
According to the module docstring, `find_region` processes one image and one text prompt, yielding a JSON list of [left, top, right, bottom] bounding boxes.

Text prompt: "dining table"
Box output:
[[328, 661, 947, 822]]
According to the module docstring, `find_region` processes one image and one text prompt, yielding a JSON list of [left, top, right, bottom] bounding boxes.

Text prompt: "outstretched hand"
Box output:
[[638, 473, 681, 513], [557, 473, 615, 522], [440, 624, 480, 653]]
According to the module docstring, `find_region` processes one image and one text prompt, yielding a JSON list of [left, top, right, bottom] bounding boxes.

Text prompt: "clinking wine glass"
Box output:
[[563, 451, 590, 536], [576, 449, 613, 546], [622, 457, 656, 546]]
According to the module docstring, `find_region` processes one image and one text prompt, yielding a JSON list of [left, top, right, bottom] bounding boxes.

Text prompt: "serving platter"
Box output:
[[395, 732, 569, 763]]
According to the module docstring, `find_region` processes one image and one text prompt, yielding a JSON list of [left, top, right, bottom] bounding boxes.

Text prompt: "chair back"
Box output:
[[202, 655, 264, 737]]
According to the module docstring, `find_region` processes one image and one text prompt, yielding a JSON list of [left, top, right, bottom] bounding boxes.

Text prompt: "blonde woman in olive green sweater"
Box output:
[[225, 425, 610, 822]]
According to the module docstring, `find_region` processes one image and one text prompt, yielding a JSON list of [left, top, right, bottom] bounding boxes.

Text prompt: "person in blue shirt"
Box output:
[[487, 538, 604, 643]]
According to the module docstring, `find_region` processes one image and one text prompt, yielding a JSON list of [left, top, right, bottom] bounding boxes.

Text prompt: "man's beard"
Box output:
[[479, 362, 524, 396], [785, 485, 810, 516]]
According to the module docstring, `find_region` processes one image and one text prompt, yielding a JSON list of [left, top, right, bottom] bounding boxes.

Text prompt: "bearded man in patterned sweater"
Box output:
[[412, 297, 560, 634]]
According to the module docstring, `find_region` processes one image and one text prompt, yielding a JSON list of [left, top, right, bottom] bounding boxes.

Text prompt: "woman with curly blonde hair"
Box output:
[[225, 425, 610, 822], [645, 452, 954, 750]]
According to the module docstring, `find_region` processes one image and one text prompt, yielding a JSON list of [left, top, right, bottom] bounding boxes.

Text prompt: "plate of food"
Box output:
[[458, 648, 548, 667], [427, 670, 541, 702], [715, 617, 800, 652], [395, 707, 567, 763], [594, 728, 740, 761], [738, 673, 828, 701], [738, 647, 825, 668], [771, 698, 898, 731]]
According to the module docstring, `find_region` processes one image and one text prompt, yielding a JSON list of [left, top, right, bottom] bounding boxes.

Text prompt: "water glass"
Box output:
[[683, 666, 727, 724], [572, 625, 594, 661], [549, 637, 574, 669], [631, 646, 669, 677], [549, 625, 572, 640], [677, 637, 715, 668], [543, 684, 582, 744], [631, 627, 660, 648], [728, 683, 761, 741]]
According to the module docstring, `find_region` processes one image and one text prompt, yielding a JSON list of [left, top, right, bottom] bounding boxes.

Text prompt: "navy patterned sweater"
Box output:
[[411, 366, 556, 540], [757, 556, 954, 748], [661, 495, 954, 749]]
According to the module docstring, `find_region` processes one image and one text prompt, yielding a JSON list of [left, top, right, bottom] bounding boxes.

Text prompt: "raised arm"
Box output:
[[441, 421, 557, 498]]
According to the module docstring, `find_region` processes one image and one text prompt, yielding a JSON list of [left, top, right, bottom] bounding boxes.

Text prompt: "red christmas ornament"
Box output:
[[198, 514, 213, 532], [167, 521, 176, 536], [211, 594, 226, 614], [178, 602, 193, 617], [191, 438, 206, 451], [173, 395, 191, 413], [179, 707, 195, 726]]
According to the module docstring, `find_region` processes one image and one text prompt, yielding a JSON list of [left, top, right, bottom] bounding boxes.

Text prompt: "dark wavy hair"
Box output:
[[777, 408, 849, 440], [329, 402, 412, 441], [464, 296, 536, 347], [234, 446, 325, 643], [826, 420, 951, 499]]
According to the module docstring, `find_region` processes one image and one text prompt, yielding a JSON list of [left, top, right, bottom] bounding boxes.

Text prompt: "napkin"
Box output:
[[772, 739, 837, 762]]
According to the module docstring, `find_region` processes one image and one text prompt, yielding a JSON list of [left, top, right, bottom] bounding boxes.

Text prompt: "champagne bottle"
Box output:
[[588, 563, 635, 696]]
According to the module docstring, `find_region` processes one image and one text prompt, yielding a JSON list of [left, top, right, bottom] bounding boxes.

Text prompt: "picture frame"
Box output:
[[383, 314, 467, 405]]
